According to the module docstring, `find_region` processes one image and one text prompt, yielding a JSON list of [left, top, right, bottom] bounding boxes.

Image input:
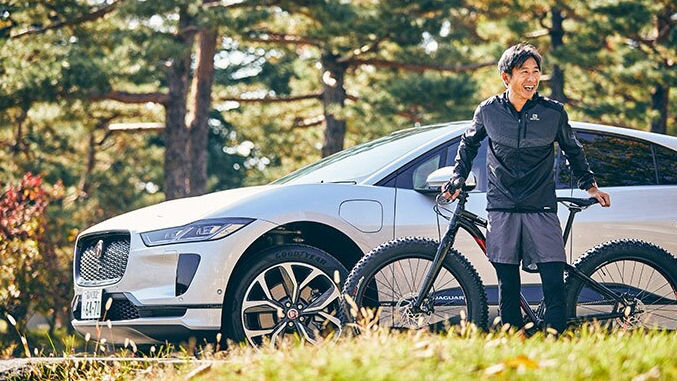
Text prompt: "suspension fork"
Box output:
[[413, 195, 467, 311]]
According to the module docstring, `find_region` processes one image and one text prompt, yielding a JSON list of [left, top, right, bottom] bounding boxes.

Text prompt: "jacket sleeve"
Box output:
[[555, 108, 596, 190], [451, 105, 487, 183]]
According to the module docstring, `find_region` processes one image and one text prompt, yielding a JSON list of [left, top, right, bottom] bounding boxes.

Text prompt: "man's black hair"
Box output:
[[497, 43, 542, 74]]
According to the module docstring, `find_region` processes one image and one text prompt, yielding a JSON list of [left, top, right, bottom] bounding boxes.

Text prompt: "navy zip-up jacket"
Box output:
[[451, 91, 596, 213]]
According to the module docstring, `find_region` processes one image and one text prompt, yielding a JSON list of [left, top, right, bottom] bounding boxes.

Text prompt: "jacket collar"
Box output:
[[501, 90, 540, 117]]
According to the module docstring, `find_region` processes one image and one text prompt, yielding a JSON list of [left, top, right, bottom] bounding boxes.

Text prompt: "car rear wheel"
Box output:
[[223, 244, 348, 346]]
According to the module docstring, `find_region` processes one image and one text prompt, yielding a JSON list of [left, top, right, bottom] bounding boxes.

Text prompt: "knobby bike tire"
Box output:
[[565, 239, 677, 330], [342, 237, 488, 331]]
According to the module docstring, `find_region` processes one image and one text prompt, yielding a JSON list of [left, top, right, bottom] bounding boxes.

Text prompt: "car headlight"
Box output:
[[140, 218, 254, 246]]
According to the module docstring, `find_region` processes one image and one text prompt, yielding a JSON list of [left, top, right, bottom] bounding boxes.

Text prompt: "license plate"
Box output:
[[81, 289, 102, 319]]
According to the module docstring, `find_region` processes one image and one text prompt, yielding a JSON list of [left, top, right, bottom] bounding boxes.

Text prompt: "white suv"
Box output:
[[71, 121, 677, 345]]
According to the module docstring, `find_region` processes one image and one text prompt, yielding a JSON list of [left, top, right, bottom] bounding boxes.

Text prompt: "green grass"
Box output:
[[4, 325, 676, 380], [196, 326, 677, 381]]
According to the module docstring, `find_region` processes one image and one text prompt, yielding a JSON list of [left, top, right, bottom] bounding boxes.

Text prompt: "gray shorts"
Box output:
[[486, 211, 566, 270]]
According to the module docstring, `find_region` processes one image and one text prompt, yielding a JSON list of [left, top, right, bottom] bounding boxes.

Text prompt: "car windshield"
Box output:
[[273, 123, 463, 184]]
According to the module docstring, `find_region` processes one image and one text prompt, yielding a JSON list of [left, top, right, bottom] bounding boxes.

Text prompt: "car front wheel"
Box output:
[[223, 244, 348, 346]]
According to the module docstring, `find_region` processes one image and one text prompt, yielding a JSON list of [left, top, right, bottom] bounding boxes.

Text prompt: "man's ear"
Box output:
[[501, 72, 511, 88]]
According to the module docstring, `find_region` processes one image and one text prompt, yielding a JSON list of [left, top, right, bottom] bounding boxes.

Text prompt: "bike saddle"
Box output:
[[556, 197, 598, 208]]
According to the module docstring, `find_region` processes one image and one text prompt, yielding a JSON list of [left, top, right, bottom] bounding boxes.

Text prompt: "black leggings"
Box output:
[[492, 261, 566, 333]]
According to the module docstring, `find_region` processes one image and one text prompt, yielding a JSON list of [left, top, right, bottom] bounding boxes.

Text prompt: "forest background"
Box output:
[[0, 0, 674, 344]]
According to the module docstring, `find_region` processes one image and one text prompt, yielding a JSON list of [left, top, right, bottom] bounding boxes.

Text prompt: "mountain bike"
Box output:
[[342, 177, 677, 332]]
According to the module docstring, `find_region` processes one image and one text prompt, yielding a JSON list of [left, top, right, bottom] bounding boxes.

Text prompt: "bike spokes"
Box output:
[[572, 259, 677, 329], [359, 257, 469, 330]]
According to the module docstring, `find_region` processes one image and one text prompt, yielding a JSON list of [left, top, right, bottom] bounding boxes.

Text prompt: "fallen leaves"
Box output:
[[632, 366, 661, 381], [484, 355, 554, 376]]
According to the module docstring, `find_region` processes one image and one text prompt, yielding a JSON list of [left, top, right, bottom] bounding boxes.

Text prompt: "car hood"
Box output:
[[81, 185, 275, 234]]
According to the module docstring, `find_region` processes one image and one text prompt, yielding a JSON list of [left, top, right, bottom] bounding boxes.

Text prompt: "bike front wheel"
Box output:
[[565, 239, 677, 330], [343, 237, 488, 331]]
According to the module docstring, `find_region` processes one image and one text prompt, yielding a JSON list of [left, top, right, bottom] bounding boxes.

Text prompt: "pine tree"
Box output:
[[231, 1, 497, 157]]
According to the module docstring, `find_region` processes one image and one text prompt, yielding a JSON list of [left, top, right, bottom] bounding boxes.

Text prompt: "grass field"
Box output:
[[5, 323, 676, 380]]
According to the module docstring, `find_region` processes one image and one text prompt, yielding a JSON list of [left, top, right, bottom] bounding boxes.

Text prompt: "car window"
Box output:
[[273, 125, 457, 184], [394, 149, 444, 190], [412, 155, 442, 190], [446, 140, 487, 192], [653, 144, 677, 185], [574, 132, 656, 187]]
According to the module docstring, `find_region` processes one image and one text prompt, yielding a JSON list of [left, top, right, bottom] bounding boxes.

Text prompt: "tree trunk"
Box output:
[[650, 7, 672, 135], [163, 9, 195, 200], [47, 309, 57, 337], [188, 27, 218, 196], [650, 85, 668, 134], [12, 109, 27, 154], [549, 7, 567, 103], [78, 131, 96, 196], [320, 54, 348, 157], [78, 118, 114, 197]]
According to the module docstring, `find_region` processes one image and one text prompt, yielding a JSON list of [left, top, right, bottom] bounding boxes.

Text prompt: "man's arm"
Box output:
[[443, 105, 487, 200], [556, 108, 611, 207]]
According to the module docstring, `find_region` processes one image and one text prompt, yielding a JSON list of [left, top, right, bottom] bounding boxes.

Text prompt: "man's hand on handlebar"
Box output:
[[441, 178, 463, 201]]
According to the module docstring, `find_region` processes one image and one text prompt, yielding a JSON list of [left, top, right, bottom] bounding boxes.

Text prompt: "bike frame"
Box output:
[[412, 191, 630, 325]]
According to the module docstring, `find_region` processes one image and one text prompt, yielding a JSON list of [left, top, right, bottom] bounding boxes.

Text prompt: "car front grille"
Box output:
[[72, 293, 187, 321], [106, 299, 140, 321], [73, 294, 140, 321], [76, 232, 131, 286]]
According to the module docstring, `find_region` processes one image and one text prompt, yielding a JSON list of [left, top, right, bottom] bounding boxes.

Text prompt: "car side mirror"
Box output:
[[424, 167, 477, 192]]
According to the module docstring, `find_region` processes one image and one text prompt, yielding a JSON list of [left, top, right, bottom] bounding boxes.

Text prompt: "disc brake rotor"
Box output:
[[618, 299, 646, 328], [393, 292, 433, 329]]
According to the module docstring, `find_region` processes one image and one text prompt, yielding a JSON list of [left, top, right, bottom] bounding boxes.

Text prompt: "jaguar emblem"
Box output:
[[94, 239, 104, 259]]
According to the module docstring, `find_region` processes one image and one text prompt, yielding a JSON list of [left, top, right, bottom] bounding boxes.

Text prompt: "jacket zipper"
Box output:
[[517, 113, 524, 148], [517, 114, 521, 148], [516, 112, 523, 208]]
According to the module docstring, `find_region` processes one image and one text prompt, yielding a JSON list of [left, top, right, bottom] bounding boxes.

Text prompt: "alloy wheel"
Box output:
[[240, 262, 342, 346]]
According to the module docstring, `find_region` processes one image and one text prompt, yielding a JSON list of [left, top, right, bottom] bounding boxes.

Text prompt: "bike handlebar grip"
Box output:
[[442, 181, 452, 194]]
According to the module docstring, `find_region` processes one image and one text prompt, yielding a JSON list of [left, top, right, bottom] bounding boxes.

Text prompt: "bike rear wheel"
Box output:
[[343, 237, 488, 331], [565, 239, 677, 330]]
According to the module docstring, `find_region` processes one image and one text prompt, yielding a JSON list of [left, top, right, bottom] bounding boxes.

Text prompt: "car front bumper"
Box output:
[[71, 307, 221, 345], [71, 219, 277, 344]]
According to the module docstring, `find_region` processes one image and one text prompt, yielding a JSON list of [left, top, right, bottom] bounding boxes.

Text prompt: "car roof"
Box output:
[[570, 121, 677, 150], [362, 120, 677, 185]]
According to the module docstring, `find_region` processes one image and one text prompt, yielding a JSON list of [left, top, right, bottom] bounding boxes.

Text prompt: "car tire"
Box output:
[[222, 244, 348, 346]]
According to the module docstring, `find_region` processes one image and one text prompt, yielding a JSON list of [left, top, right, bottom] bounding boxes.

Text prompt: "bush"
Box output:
[[0, 173, 70, 339]]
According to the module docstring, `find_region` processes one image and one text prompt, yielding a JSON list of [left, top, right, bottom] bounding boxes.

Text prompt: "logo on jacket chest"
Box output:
[[529, 113, 540, 121]]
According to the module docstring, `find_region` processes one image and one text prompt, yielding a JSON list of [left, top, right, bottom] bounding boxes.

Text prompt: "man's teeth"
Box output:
[[524, 85, 534, 90]]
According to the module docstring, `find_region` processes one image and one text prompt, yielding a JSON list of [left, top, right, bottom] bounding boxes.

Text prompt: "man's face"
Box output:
[[501, 57, 540, 101]]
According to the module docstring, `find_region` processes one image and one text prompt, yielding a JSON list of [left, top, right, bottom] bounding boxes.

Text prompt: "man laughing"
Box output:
[[443, 43, 611, 333]]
